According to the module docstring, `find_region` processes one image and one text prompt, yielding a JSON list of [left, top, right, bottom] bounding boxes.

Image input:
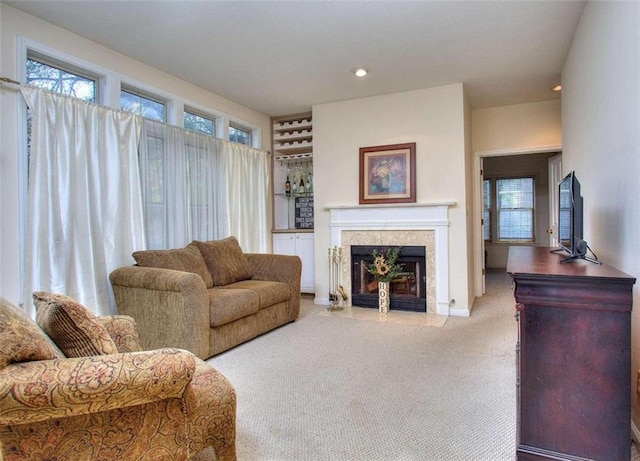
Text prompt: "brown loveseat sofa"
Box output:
[[0, 293, 236, 461], [109, 236, 302, 359]]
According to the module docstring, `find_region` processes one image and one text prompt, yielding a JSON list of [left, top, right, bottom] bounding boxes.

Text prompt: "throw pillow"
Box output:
[[132, 242, 214, 288], [0, 296, 63, 368], [194, 236, 253, 286], [33, 292, 118, 358]]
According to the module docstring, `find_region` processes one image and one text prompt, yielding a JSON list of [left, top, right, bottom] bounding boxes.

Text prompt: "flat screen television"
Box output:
[[558, 171, 583, 254], [555, 171, 599, 263]]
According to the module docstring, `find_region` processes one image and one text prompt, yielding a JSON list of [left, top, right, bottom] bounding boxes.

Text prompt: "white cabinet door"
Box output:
[[273, 233, 315, 294], [273, 233, 296, 256], [295, 233, 315, 293]]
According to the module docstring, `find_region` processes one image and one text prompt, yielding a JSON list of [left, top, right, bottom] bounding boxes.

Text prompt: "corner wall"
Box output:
[[561, 1, 640, 432]]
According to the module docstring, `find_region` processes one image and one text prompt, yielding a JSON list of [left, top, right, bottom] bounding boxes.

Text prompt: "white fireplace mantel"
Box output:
[[326, 202, 455, 316]]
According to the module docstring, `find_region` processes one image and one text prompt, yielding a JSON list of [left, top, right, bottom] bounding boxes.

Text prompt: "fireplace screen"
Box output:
[[351, 245, 426, 312]]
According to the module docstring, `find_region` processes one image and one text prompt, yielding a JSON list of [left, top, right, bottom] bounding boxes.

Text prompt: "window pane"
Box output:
[[497, 177, 534, 242], [26, 58, 96, 101], [483, 179, 491, 240], [229, 125, 251, 145], [497, 178, 534, 209], [184, 111, 215, 135], [483, 210, 491, 241], [121, 89, 165, 121], [499, 210, 534, 240], [483, 179, 491, 209]]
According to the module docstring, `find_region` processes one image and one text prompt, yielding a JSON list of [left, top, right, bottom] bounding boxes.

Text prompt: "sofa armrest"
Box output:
[[0, 348, 195, 426], [109, 266, 210, 359], [245, 253, 302, 321]]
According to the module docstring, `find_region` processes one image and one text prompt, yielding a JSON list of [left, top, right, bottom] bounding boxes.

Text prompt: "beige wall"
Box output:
[[313, 83, 472, 314], [0, 4, 271, 305], [472, 100, 562, 154], [561, 1, 640, 433]]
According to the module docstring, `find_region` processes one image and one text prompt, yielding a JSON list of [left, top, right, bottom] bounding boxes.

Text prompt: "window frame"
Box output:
[[228, 121, 253, 146], [495, 176, 536, 243], [120, 85, 168, 122], [26, 51, 101, 102], [183, 107, 216, 137]]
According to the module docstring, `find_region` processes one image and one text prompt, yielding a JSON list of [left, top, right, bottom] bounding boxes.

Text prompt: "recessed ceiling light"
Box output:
[[551, 84, 562, 92], [353, 68, 368, 77]]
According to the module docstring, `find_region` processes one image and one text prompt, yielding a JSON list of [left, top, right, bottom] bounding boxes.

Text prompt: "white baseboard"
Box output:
[[449, 307, 470, 317]]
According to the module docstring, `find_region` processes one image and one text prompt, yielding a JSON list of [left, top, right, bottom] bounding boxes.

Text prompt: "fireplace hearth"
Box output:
[[351, 245, 426, 312]]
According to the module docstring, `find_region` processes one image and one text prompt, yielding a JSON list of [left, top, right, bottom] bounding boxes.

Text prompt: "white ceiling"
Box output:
[[6, 0, 586, 116]]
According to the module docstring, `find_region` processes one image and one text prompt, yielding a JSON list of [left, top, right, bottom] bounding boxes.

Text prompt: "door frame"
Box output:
[[473, 145, 562, 296]]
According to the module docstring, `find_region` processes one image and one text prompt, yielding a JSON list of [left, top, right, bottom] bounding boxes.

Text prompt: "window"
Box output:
[[121, 88, 165, 121], [26, 55, 97, 101], [184, 109, 215, 136], [483, 179, 491, 241], [497, 177, 535, 242], [229, 123, 252, 146]]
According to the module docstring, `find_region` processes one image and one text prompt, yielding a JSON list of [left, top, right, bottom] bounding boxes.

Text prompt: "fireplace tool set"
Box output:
[[328, 246, 348, 310]]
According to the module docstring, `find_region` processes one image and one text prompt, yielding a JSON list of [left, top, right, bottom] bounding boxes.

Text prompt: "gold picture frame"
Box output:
[[359, 142, 416, 204]]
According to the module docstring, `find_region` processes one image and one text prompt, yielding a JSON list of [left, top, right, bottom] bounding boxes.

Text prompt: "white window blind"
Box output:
[[497, 177, 534, 242]]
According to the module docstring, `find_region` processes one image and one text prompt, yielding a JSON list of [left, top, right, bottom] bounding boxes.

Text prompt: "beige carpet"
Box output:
[[208, 270, 637, 460]]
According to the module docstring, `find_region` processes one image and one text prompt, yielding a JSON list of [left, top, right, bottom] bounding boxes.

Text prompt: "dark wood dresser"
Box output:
[[507, 246, 635, 461]]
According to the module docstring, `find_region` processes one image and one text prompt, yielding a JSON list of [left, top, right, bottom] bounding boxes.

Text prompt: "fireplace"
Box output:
[[326, 203, 453, 316], [351, 245, 426, 312]]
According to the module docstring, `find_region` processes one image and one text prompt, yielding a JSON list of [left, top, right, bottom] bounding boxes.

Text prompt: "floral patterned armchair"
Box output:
[[0, 293, 236, 461]]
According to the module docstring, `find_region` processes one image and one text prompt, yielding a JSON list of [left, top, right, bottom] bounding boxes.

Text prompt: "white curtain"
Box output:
[[139, 119, 270, 252], [223, 142, 271, 252], [21, 87, 145, 317]]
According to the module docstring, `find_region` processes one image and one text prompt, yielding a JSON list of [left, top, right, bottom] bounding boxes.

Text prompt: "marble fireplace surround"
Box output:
[[327, 203, 454, 316]]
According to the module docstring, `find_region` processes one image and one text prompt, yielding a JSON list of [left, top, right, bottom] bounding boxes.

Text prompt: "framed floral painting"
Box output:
[[359, 142, 416, 204]]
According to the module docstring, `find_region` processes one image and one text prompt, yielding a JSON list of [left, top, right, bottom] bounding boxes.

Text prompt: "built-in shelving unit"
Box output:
[[271, 112, 313, 230], [271, 112, 315, 294], [272, 114, 313, 157]]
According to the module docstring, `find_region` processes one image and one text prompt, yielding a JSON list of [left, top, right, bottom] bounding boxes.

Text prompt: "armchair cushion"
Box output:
[[194, 237, 252, 286], [33, 292, 117, 358], [0, 297, 62, 369], [133, 242, 214, 288]]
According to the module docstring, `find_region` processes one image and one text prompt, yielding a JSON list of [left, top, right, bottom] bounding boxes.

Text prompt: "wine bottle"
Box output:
[[306, 171, 313, 192], [299, 177, 305, 193], [285, 175, 291, 195]]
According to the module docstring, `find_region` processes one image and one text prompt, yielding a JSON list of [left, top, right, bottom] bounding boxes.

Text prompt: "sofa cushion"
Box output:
[[33, 292, 118, 358], [133, 242, 214, 288], [0, 296, 63, 368], [223, 280, 291, 310], [208, 288, 259, 327], [194, 237, 253, 286]]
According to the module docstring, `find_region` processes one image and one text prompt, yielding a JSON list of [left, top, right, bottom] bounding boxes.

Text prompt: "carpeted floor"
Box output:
[[208, 269, 638, 460]]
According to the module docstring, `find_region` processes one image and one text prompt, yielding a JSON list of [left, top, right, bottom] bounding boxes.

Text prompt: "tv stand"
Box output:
[[558, 253, 601, 264], [549, 244, 602, 265], [508, 247, 635, 461]]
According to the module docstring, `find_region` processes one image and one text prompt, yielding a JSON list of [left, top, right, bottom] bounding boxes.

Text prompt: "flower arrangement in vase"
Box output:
[[368, 247, 403, 313]]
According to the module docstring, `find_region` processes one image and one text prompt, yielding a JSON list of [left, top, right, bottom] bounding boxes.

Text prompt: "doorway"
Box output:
[[473, 147, 562, 295]]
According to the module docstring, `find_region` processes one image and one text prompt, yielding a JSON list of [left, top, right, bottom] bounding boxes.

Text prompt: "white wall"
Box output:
[[313, 84, 471, 313], [0, 4, 271, 305], [561, 1, 640, 428]]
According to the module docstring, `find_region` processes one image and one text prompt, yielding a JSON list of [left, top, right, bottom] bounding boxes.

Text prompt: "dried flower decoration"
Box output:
[[368, 247, 404, 282]]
